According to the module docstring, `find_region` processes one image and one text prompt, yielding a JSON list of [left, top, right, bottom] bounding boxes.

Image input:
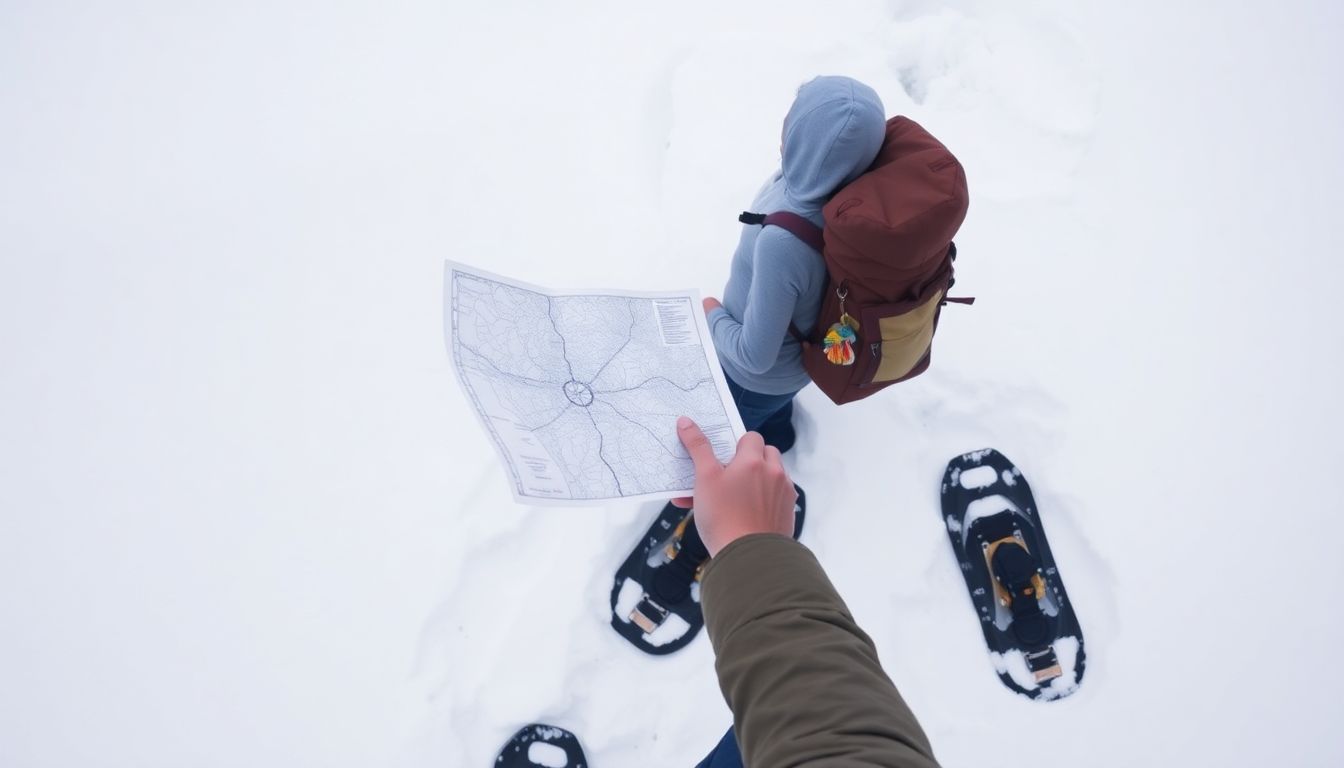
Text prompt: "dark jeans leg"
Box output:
[[755, 398, 795, 454], [723, 375, 797, 453], [693, 727, 743, 768]]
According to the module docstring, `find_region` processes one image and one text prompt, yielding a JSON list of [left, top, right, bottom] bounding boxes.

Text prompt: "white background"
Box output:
[[2, 1, 1342, 765]]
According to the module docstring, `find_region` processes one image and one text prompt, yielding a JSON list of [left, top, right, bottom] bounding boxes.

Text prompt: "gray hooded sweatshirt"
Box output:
[[707, 76, 886, 396]]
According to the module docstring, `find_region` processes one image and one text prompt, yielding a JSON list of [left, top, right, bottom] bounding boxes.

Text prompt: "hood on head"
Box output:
[[781, 76, 886, 206]]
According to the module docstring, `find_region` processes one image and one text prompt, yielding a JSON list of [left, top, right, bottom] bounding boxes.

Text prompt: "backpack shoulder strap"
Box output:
[[739, 211, 823, 343], [738, 211, 824, 254]]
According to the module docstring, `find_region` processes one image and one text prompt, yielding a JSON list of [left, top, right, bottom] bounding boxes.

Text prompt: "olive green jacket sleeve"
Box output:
[[700, 534, 939, 768]]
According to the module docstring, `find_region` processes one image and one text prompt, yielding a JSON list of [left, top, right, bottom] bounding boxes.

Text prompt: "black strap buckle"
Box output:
[[1024, 648, 1063, 683], [629, 596, 669, 634], [738, 211, 767, 225]]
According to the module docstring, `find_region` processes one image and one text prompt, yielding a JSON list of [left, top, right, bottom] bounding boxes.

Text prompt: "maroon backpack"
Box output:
[[740, 116, 971, 405]]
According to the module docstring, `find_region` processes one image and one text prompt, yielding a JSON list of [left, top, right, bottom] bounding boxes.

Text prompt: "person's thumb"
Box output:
[[677, 416, 720, 476]]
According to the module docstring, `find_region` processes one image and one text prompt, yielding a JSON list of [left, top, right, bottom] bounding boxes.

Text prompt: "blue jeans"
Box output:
[[723, 375, 797, 453], [694, 727, 743, 768]]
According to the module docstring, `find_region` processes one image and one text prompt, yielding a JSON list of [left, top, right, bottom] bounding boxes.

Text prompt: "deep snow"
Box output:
[[2, 1, 1343, 766]]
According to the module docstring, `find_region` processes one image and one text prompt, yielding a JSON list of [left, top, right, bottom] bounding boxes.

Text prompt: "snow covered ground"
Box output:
[[3, 0, 1343, 765]]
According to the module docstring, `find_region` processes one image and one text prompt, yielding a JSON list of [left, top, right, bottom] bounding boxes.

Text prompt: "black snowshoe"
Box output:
[[941, 449, 1085, 700], [609, 485, 806, 655], [494, 724, 586, 767]]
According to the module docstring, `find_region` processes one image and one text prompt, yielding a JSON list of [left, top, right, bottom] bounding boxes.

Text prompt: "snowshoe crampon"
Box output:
[[610, 486, 806, 655], [494, 724, 586, 768], [941, 449, 1085, 700]]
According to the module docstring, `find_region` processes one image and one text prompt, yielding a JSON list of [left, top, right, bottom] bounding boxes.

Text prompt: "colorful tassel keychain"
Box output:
[[822, 287, 860, 366], [824, 324, 857, 365]]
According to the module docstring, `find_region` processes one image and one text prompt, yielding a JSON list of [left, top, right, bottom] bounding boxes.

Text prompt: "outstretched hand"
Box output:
[[671, 416, 796, 557]]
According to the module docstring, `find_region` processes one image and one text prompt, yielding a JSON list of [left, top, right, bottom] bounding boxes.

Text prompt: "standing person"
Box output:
[[610, 76, 889, 655], [704, 75, 886, 452]]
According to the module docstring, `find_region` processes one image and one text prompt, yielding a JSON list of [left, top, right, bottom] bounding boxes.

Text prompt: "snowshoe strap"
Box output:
[[629, 516, 711, 633], [664, 513, 709, 562], [652, 517, 708, 601], [1024, 648, 1064, 684], [990, 540, 1056, 650], [629, 596, 670, 635]]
